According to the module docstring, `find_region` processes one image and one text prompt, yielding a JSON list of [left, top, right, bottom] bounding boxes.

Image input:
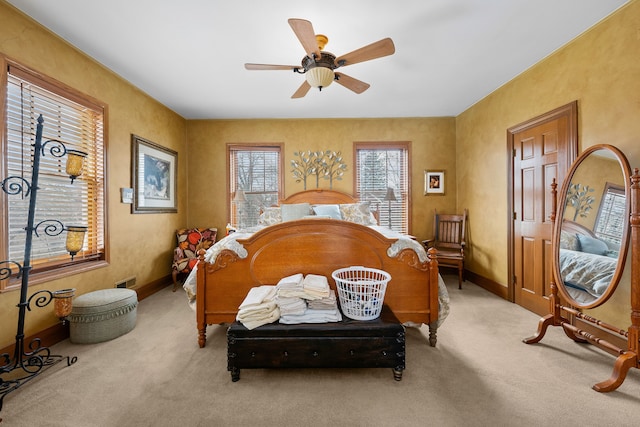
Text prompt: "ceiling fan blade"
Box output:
[[335, 38, 395, 67], [245, 63, 299, 71], [288, 18, 321, 60], [291, 80, 311, 98], [334, 73, 370, 94]]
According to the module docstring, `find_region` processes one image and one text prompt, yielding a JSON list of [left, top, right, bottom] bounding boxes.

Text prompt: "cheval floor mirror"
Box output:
[[523, 144, 639, 392]]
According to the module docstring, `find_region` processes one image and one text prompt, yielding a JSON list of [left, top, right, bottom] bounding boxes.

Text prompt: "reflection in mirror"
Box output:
[[556, 146, 630, 308]]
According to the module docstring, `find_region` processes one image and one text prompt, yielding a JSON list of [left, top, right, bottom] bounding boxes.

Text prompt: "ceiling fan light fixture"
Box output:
[[305, 66, 334, 90]]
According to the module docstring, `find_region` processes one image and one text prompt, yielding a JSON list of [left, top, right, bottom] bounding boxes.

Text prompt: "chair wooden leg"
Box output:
[[172, 270, 179, 292], [458, 264, 463, 289]]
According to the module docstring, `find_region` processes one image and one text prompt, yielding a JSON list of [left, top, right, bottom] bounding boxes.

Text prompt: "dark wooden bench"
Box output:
[[227, 305, 405, 381]]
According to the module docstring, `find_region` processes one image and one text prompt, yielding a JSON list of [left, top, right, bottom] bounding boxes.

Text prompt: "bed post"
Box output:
[[427, 247, 439, 347], [629, 169, 640, 373], [196, 249, 208, 348]]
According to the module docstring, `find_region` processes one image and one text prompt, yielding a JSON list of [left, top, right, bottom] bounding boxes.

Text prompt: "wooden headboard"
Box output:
[[561, 219, 597, 238], [280, 189, 358, 205]]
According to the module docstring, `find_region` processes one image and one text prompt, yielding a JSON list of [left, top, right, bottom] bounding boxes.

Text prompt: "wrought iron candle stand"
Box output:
[[0, 115, 88, 413]]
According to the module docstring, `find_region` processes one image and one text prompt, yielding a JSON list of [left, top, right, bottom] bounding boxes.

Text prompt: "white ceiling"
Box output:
[[6, 0, 628, 120]]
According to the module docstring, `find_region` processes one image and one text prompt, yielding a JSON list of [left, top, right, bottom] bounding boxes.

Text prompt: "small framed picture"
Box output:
[[425, 170, 445, 195], [131, 135, 178, 213]]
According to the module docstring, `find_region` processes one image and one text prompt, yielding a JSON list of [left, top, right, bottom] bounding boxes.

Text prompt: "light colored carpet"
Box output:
[[2, 274, 639, 426]]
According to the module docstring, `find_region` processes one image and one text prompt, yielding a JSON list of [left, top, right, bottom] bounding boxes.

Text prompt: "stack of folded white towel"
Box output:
[[275, 273, 307, 300], [274, 273, 307, 317], [236, 273, 343, 328], [307, 289, 338, 310], [279, 306, 342, 324], [278, 274, 342, 324], [236, 285, 280, 330], [302, 274, 332, 300]]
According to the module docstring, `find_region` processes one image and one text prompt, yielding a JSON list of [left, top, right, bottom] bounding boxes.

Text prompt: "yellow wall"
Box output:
[[456, 0, 640, 325], [186, 118, 457, 238], [0, 1, 187, 347], [3, 0, 640, 347]]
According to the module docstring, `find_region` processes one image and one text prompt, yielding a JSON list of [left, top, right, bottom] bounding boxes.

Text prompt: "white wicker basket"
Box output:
[[332, 266, 391, 320]]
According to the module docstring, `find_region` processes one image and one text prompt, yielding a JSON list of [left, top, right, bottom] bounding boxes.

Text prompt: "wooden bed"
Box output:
[[194, 189, 441, 348]]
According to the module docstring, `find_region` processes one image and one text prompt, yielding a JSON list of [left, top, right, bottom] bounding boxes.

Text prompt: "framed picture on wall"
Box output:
[[131, 134, 178, 213], [425, 170, 444, 195]]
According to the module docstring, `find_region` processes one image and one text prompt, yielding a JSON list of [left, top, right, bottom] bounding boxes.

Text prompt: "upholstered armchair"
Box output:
[[172, 227, 217, 291]]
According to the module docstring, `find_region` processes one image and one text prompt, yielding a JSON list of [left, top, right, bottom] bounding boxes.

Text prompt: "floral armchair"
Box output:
[[172, 227, 217, 291]]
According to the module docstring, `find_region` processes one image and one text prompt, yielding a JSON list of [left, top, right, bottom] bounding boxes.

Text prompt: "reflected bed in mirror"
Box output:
[[559, 220, 620, 305], [554, 145, 631, 309]]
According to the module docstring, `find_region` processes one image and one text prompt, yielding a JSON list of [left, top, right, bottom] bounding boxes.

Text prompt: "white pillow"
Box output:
[[312, 204, 342, 219], [281, 203, 311, 222]]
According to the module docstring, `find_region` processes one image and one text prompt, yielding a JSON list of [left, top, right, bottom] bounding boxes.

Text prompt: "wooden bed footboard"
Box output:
[[196, 218, 439, 348]]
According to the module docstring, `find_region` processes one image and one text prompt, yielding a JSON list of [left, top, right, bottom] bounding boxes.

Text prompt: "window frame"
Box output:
[[354, 142, 412, 234], [227, 143, 284, 228], [0, 56, 109, 292]]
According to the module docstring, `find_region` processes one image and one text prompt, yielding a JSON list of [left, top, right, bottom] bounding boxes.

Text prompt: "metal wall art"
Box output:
[[291, 150, 347, 190]]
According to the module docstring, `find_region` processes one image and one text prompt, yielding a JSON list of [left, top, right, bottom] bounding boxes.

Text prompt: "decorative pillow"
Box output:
[[312, 204, 342, 219], [281, 203, 311, 222], [559, 230, 579, 251], [576, 234, 609, 256], [339, 202, 376, 225], [258, 207, 282, 226]]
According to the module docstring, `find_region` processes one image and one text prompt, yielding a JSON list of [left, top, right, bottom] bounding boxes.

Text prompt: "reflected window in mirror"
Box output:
[[594, 182, 625, 248]]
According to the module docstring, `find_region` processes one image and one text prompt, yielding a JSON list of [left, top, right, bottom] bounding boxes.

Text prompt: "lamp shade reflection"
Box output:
[[384, 187, 396, 229], [65, 226, 87, 259]]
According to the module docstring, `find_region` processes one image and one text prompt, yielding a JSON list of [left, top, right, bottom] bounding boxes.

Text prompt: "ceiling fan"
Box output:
[[244, 18, 395, 99]]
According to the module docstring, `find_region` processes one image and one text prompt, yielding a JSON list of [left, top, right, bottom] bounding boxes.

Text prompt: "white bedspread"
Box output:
[[559, 248, 617, 299], [182, 223, 450, 326]]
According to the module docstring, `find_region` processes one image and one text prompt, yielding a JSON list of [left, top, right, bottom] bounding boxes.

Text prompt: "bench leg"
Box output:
[[231, 367, 240, 382], [393, 368, 403, 381]]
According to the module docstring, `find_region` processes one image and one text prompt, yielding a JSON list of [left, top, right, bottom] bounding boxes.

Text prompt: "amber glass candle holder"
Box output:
[[65, 149, 88, 183], [52, 288, 75, 324], [65, 226, 87, 259]]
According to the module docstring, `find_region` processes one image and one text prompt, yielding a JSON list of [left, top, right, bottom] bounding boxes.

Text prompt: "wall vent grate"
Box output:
[[115, 276, 136, 288]]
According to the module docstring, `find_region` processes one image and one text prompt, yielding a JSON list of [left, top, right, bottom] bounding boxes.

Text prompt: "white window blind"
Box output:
[[3, 63, 106, 286], [594, 183, 626, 246], [228, 145, 282, 228], [355, 143, 410, 234]]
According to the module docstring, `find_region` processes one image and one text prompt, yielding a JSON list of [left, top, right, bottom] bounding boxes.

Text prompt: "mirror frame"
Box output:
[[553, 144, 631, 309]]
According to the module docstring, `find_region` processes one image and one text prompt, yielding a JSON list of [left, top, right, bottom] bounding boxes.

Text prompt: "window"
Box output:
[[1, 59, 107, 291], [228, 144, 283, 228], [594, 182, 626, 247], [355, 142, 410, 234]]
